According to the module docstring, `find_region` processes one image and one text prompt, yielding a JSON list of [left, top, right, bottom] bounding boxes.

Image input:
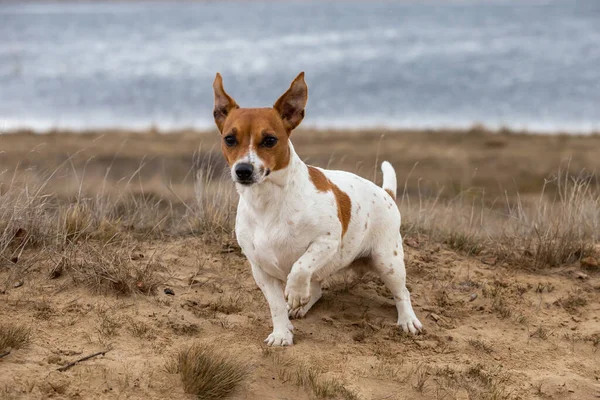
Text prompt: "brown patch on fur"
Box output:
[[273, 72, 308, 132], [307, 165, 330, 192], [213, 73, 307, 173], [212, 73, 239, 132], [385, 188, 396, 200], [308, 166, 352, 237], [332, 186, 352, 238], [393, 250, 398, 256], [219, 108, 291, 171]]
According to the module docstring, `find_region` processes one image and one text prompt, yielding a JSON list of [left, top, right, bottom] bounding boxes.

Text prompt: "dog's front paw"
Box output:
[[264, 329, 294, 346], [397, 314, 423, 335], [288, 305, 308, 319], [284, 278, 310, 312]]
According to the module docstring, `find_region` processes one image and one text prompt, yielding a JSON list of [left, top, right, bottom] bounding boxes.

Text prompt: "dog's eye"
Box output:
[[262, 136, 278, 148], [224, 135, 237, 147]]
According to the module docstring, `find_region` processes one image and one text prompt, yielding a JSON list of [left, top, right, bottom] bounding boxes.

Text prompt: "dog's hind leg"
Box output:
[[288, 281, 322, 319], [371, 235, 422, 334]]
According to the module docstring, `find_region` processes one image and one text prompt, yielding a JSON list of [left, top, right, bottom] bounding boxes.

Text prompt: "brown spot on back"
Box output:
[[307, 166, 352, 238], [332, 185, 351, 238], [394, 250, 398, 256], [385, 188, 396, 200], [307, 165, 330, 192]]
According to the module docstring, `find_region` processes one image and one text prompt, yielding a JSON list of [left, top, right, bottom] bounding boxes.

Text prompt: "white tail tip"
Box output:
[[381, 161, 397, 199]]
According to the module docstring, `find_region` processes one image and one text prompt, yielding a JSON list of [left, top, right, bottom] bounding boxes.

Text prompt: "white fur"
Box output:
[[234, 142, 422, 346], [381, 160, 397, 195]]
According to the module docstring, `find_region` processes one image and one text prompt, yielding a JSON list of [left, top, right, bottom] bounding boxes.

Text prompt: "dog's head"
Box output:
[[212, 72, 308, 186]]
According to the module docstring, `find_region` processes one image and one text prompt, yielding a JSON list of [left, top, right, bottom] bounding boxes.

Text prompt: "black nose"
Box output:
[[235, 163, 254, 181]]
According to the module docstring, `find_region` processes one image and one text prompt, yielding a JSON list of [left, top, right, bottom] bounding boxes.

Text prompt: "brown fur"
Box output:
[[212, 73, 239, 132], [273, 72, 308, 132], [307, 166, 352, 237], [213, 72, 308, 172], [307, 165, 330, 192], [220, 109, 291, 172], [385, 189, 396, 200]]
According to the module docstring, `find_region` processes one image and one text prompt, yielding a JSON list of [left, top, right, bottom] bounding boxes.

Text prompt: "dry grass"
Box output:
[[167, 343, 248, 400], [467, 338, 494, 354], [271, 354, 359, 400], [399, 164, 600, 269], [96, 307, 121, 337], [207, 294, 244, 315], [433, 364, 513, 400], [529, 326, 550, 340], [554, 290, 588, 313], [125, 318, 153, 338], [0, 323, 31, 351], [56, 241, 163, 295], [1, 132, 598, 278], [0, 147, 236, 276]]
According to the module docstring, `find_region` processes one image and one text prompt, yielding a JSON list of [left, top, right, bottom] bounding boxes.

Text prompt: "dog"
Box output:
[[212, 72, 423, 346]]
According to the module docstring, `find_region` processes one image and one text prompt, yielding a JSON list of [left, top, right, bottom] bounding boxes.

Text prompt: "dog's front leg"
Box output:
[[285, 237, 338, 312], [250, 263, 294, 346]]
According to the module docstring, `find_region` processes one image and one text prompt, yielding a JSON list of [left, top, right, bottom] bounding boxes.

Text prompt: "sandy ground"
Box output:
[[2, 236, 600, 399], [1, 129, 600, 399]]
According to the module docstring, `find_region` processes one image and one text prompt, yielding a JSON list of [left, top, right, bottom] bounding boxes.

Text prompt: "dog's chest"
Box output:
[[238, 213, 311, 280]]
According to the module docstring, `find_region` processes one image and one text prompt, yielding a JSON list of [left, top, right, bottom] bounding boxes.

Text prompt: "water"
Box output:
[[1, 1, 599, 133]]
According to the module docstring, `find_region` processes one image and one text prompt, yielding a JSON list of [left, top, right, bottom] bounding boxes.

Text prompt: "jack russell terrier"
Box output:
[[212, 72, 423, 346]]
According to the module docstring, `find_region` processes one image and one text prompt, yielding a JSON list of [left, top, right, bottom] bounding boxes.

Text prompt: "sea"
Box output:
[[1, 0, 599, 133]]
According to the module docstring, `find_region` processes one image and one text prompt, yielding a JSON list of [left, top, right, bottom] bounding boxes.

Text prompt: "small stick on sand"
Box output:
[[57, 350, 109, 372], [0, 350, 10, 359]]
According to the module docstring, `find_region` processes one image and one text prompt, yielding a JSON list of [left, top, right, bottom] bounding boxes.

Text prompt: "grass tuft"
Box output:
[[445, 232, 484, 255], [207, 295, 244, 315], [0, 323, 31, 351], [168, 343, 248, 400], [59, 242, 162, 295]]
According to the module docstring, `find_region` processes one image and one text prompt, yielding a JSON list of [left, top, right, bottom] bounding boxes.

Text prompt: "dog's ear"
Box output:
[[273, 72, 308, 133], [213, 73, 239, 133]]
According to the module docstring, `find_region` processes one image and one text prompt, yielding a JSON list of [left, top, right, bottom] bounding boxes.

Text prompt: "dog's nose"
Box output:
[[235, 163, 254, 181]]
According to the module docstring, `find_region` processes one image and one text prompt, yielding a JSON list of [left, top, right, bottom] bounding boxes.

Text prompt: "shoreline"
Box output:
[[3, 124, 600, 137]]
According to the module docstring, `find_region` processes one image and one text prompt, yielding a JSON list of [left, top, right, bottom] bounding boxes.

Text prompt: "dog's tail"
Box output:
[[381, 161, 397, 200]]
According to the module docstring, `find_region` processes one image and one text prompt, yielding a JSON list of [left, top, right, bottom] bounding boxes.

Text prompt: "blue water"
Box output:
[[1, 1, 599, 132]]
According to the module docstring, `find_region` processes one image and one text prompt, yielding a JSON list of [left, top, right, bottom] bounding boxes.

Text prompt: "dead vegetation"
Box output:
[[0, 323, 31, 352], [55, 242, 164, 295], [400, 165, 600, 270], [1, 129, 599, 399], [1, 131, 598, 276], [166, 343, 249, 400], [467, 338, 494, 354], [554, 290, 588, 313], [206, 294, 244, 315], [268, 352, 359, 400]]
